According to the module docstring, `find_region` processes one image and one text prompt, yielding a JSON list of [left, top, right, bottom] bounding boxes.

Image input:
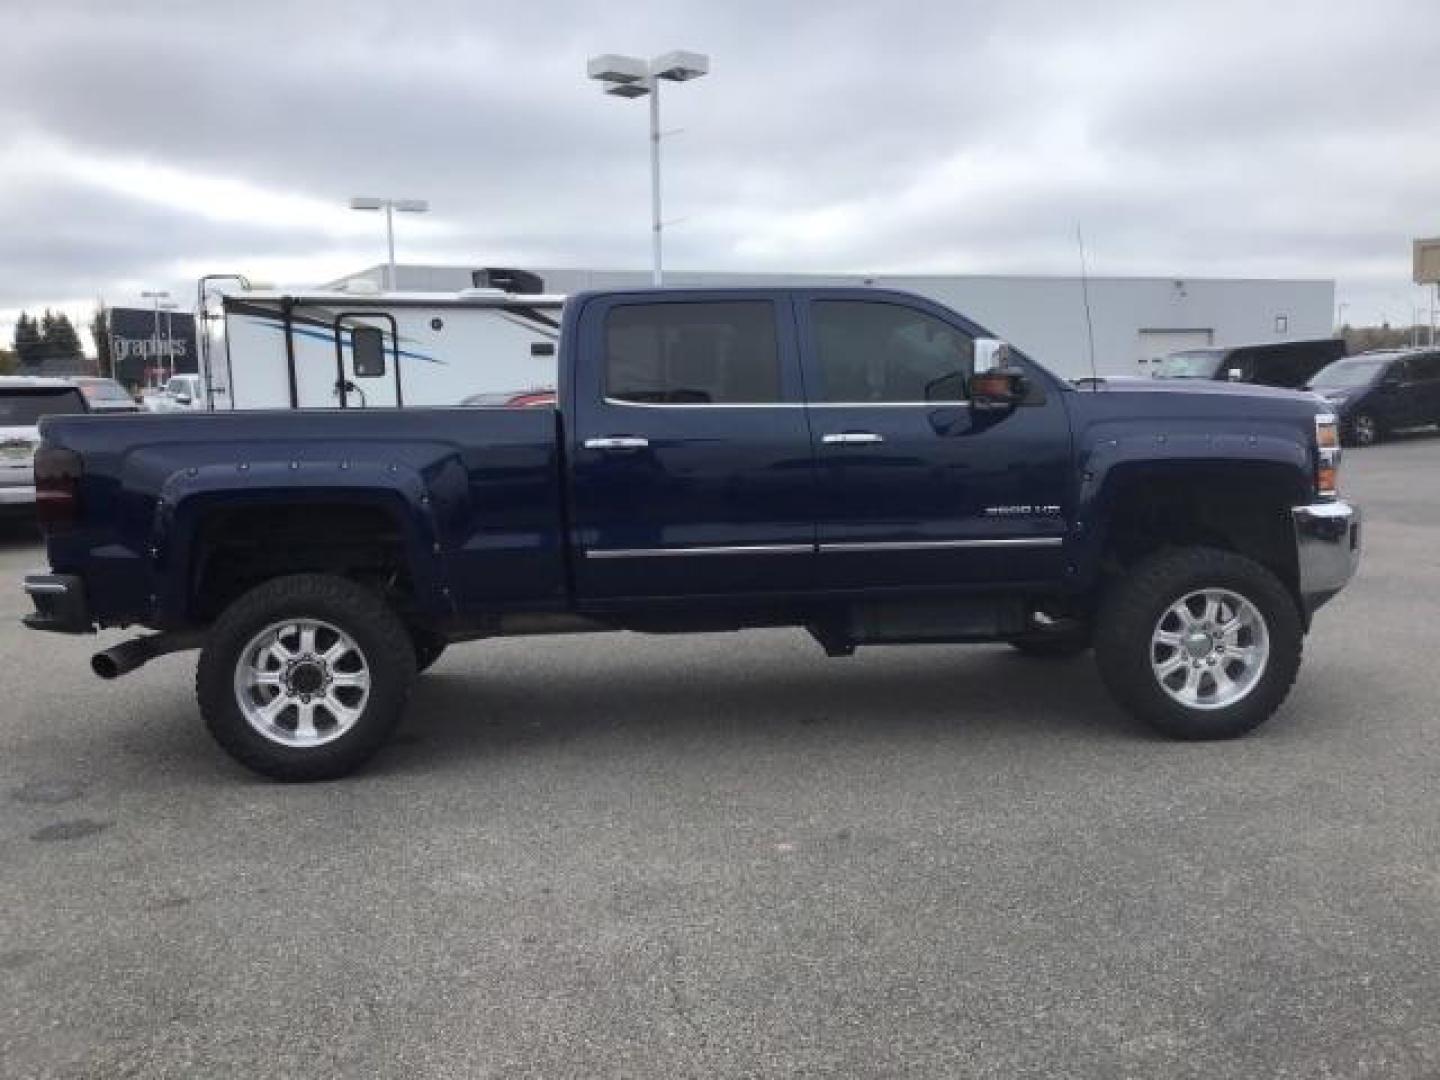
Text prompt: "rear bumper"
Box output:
[[1292, 500, 1361, 616], [21, 572, 93, 633], [0, 484, 36, 507]]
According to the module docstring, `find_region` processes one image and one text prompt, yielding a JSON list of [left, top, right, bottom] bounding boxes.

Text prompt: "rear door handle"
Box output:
[[583, 436, 650, 450], [821, 432, 885, 445]]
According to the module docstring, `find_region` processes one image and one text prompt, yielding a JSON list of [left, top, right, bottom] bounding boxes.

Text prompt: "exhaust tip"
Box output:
[[91, 652, 121, 680]]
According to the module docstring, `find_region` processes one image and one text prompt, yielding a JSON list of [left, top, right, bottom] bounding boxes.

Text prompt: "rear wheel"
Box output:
[[197, 574, 416, 781], [1094, 548, 1302, 739]]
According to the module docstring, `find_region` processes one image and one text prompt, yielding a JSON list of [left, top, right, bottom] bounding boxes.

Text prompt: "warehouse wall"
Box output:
[[339, 265, 1335, 379]]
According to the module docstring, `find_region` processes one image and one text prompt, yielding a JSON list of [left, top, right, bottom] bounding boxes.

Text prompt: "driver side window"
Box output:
[[811, 301, 975, 403]]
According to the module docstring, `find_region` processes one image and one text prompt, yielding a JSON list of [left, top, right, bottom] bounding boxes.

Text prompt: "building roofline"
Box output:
[[327, 263, 1334, 288]]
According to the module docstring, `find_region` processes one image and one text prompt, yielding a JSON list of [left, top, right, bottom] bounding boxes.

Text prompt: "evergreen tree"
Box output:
[[0, 348, 16, 376], [90, 305, 113, 378], [34, 309, 59, 369], [13, 311, 42, 368], [43, 310, 85, 367]]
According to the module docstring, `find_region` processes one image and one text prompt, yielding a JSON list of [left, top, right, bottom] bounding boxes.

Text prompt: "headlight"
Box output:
[[1315, 412, 1340, 498]]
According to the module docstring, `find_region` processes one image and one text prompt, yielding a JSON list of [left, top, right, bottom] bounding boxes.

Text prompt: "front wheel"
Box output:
[[197, 574, 417, 781], [1094, 548, 1302, 740]]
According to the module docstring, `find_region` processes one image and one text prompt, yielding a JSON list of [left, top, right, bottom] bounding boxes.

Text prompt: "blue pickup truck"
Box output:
[[22, 288, 1361, 780]]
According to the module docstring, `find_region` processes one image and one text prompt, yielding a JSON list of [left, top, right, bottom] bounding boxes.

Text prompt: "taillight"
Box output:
[[34, 446, 82, 533], [1315, 413, 1340, 500]]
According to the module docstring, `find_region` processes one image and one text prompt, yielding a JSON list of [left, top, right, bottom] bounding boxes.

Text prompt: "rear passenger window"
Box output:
[[812, 301, 975, 402], [1410, 353, 1440, 381], [605, 302, 781, 404]]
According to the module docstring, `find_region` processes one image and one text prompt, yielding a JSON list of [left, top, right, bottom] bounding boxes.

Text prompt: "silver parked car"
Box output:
[[71, 376, 141, 413], [0, 377, 91, 513]]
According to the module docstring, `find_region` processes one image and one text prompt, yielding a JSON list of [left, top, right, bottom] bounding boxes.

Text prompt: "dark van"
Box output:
[[1307, 349, 1440, 446], [1156, 339, 1346, 389]]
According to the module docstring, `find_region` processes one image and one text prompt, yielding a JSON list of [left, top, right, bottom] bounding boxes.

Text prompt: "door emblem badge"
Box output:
[[983, 505, 1063, 517]]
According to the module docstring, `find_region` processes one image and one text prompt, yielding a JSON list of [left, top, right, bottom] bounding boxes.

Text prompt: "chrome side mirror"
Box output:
[[974, 338, 1014, 374]]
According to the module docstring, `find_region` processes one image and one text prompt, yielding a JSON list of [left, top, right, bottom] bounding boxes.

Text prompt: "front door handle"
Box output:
[[584, 436, 650, 451], [821, 432, 885, 445]]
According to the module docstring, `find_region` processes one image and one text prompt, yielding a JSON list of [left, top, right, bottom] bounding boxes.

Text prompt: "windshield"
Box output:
[[1307, 359, 1387, 390], [79, 380, 134, 403], [1156, 349, 1223, 378], [0, 388, 87, 425]]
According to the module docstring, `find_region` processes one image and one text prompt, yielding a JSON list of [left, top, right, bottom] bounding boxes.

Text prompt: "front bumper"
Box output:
[[22, 572, 93, 633], [1292, 500, 1361, 616]]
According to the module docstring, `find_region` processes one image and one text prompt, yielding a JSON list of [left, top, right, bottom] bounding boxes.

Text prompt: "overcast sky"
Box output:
[[3, 0, 1438, 348]]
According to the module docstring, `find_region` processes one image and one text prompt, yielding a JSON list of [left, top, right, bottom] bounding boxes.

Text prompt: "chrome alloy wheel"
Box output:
[[1150, 589, 1270, 710], [233, 619, 371, 747]]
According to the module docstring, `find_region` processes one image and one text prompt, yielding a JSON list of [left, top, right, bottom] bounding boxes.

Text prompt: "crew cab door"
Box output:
[[567, 293, 816, 601], [796, 292, 1073, 590]]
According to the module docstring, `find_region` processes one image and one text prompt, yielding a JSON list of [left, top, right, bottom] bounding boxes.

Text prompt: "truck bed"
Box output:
[[38, 407, 567, 629]]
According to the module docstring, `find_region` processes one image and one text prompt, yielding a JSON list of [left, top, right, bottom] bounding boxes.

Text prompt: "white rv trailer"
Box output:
[[200, 285, 565, 410]]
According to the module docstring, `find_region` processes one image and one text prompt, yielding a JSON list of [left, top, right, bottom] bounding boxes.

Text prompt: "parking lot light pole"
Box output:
[[140, 290, 170, 389], [349, 197, 430, 291], [587, 51, 711, 286], [160, 302, 179, 384]]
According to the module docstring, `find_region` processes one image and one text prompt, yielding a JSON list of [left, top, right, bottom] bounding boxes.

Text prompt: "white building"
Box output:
[[327, 264, 1335, 380]]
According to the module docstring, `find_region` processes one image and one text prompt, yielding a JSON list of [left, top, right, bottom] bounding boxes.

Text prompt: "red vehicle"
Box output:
[[461, 388, 556, 408]]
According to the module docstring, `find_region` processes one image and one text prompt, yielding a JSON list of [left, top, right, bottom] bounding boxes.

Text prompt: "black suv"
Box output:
[[1156, 339, 1345, 389], [1306, 349, 1440, 446]]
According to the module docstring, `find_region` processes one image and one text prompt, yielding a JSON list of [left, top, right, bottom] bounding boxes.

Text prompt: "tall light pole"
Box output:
[[587, 51, 711, 286], [162, 303, 178, 383], [349, 197, 430, 291], [140, 289, 170, 389]]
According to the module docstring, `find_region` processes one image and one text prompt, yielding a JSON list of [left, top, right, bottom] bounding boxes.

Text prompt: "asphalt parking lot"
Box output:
[[1, 436, 1438, 1079]]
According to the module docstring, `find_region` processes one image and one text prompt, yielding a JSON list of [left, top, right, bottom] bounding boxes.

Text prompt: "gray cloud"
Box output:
[[2, 0, 1437, 337]]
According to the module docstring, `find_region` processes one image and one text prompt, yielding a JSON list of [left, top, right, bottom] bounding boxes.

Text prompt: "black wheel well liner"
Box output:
[[186, 497, 415, 624], [1090, 462, 1309, 612]]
